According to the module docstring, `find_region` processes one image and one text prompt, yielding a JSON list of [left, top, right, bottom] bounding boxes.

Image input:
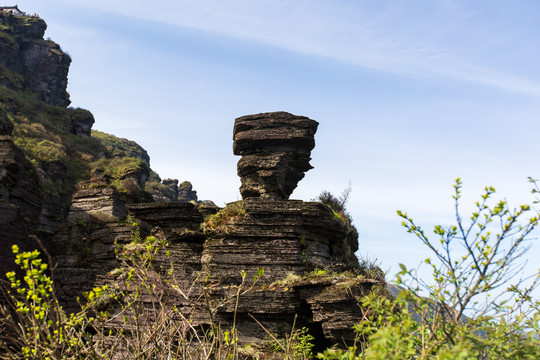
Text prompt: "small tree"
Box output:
[[319, 178, 540, 359]]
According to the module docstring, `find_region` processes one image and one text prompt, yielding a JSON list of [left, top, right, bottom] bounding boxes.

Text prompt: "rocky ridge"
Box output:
[[49, 111, 382, 352], [0, 10, 386, 356], [0, 12, 199, 277], [0, 11, 70, 106]]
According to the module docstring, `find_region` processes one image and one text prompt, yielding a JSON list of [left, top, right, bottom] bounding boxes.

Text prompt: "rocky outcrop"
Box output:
[[0, 12, 71, 106], [61, 193, 375, 349], [0, 11, 384, 353], [233, 112, 318, 200], [52, 178, 135, 312], [69, 108, 94, 137], [177, 180, 198, 202], [67, 178, 129, 223], [201, 199, 353, 284], [50, 111, 379, 351], [146, 176, 200, 203], [0, 135, 42, 228], [21, 37, 71, 107], [197, 197, 370, 346]]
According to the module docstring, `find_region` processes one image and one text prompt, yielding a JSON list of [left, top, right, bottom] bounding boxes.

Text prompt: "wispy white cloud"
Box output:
[[59, 0, 540, 98]]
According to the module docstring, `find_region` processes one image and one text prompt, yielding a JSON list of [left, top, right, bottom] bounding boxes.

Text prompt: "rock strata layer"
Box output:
[[46, 111, 381, 352], [233, 112, 318, 200], [201, 199, 352, 283]]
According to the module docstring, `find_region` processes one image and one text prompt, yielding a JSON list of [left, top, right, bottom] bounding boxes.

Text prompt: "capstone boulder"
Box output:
[[233, 111, 318, 200]]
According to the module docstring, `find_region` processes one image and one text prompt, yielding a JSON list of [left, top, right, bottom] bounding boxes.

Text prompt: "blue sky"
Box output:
[[17, 0, 540, 289]]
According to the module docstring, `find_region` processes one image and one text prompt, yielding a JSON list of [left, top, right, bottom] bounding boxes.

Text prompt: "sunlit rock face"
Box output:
[[233, 111, 319, 200], [0, 12, 71, 106]]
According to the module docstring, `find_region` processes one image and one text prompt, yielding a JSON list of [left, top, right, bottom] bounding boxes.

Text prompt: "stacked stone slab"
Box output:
[[233, 111, 318, 200], [201, 199, 351, 284], [51, 111, 383, 352], [197, 111, 372, 345]]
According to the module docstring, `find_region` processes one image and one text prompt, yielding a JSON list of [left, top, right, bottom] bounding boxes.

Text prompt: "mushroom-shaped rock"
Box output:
[[233, 112, 318, 200]]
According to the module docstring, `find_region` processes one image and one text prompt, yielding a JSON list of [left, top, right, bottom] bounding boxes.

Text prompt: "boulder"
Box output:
[[69, 108, 94, 137], [233, 111, 318, 200]]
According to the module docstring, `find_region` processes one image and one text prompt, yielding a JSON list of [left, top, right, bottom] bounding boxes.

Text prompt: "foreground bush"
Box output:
[[0, 236, 267, 359], [2, 179, 540, 359], [319, 179, 540, 359]]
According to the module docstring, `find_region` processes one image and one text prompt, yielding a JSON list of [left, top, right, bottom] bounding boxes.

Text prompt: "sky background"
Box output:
[[16, 0, 540, 291]]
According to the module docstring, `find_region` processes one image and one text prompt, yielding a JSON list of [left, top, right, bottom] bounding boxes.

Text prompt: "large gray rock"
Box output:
[[0, 12, 71, 106], [69, 108, 94, 137], [233, 112, 318, 200]]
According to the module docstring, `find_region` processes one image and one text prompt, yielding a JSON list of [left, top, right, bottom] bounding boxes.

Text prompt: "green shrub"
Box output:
[[318, 178, 540, 359], [200, 201, 246, 235], [0, 244, 105, 359], [0, 238, 266, 359], [91, 130, 149, 164]]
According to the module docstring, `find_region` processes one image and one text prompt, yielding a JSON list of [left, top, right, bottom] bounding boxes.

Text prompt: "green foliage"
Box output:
[[317, 178, 540, 359], [200, 201, 246, 235], [0, 66, 24, 90], [255, 314, 315, 360], [91, 156, 148, 181], [271, 266, 386, 291], [0, 244, 105, 359], [91, 130, 150, 164], [0, 84, 158, 212], [316, 185, 359, 259], [290, 327, 315, 359], [144, 171, 177, 201], [317, 184, 351, 215], [357, 257, 386, 283], [307, 268, 328, 278], [0, 238, 268, 359]]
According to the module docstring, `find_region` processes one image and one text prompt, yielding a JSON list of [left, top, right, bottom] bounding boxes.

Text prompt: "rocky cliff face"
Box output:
[[0, 12, 197, 277], [0, 12, 70, 106], [0, 11, 386, 355], [49, 111, 383, 352]]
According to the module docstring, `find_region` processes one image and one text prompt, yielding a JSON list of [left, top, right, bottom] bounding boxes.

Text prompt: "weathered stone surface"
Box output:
[[67, 178, 129, 223], [150, 179, 199, 203], [0, 136, 42, 224], [53, 222, 134, 313], [22, 38, 71, 106], [233, 112, 318, 200], [295, 278, 378, 346], [52, 179, 134, 311], [0, 203, 35, 277], [10, 15, 47, 39], [127, 202, 205, 243], [177, 180, 198, 202], [69, 108, 94, 137], [0, 12, 71, 106], [201, 199, 355, 284]]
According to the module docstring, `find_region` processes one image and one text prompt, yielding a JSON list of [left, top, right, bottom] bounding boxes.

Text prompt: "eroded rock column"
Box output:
[[233, 111, 318, 200]]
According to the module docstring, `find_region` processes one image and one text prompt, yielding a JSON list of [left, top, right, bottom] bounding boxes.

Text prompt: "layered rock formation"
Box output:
[[198, 196, 371, 346], [0, 112, 43, 275], [0, 11, 71, 106], [51, 111, 381, 351], [233, 112, 318, 200], [0, 11, 386, 355], [151, 178, 199, 202], [0, 11, 198, 282]]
